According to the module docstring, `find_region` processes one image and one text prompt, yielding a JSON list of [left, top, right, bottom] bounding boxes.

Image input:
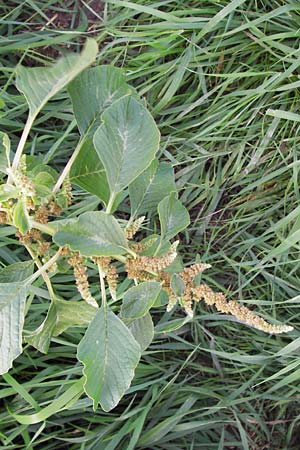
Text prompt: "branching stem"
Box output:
[[27, 248, 62, 298], [52, 137, 85, 194], [25, 245, 56, 301], [8, 115, 34, 183]]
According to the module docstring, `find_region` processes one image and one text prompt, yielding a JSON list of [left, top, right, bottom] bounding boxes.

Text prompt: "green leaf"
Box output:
[[70, 138, 110, 203], [126, 313, 154, 352], [0, 261, 33, 283], [33, 171, 56, 199], [0, 184, 19, 202], [155, 317, 191, 334], [27, 160, 59, 180], [0, 282, 27, 311], [16, 39, 98, 120], [129, 160, 176, 217], [121, 281, 161, 319], [54, 299, 97, 335], [68, 66, 137, 209], [68, 65, 135, 136], [53, 211, 129, 257], [78, 306, 141, 411], [93, 96, 160, 196], [0, 131, 10, 174], [153, 289, 169, 307], [0, 261, 33, 375], [13, 197, 31, 234], [27, 299, 97, 354], [158, 192, 190, 242], [26, 302, 57, 354], [170, 273, 186, 297]]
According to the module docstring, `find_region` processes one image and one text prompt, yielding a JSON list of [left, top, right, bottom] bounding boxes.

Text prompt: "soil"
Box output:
[[26, 1, 104, 63]]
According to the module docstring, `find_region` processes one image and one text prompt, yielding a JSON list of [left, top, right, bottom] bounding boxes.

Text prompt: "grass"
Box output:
[[1, 0, 300, 448]]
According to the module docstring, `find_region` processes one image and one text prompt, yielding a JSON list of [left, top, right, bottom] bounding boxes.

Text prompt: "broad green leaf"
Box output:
[[78, 306, 141, 411], [93, 96, 160, 196], [0, 261, 33, 375], [27, 299, 97, 354], [0, 261, 33, 283], [13, 197, 31, 234], [70, 138, 110, 203], [68, 65, 135, 136], [54, 299, 97, 335], [129, 160, 176, 217], [126, 313, 154, 352], [0, 282, 27, 311], [158, 192, 190, 242], [16, 39, 98, 120], [0, 131, 10, 173], [121, 281, 161, 319], [53, 211, 129, 257], [170, 273, 186, 297]]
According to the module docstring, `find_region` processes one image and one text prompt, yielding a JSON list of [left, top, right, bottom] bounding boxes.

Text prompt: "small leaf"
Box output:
[[0, 131, 10, 174], [13, 198, 31, 234], [155, 317, 190, 334], [126, 313, 154, 352], [26, 302, 57, 354], [153, 289, 169, 307], [0, 184, 19, 202], [0, 261, 33, 375], [34, 172, 56, 199], [158, 192, 190, 242], [53, 211, 129, 257], [78, 306, 141, 411], [93, 96, 160, 195], [16, 39, 98, 120], [129, 160, 176, 217], [121, 281, 161, 319], [69, 65, 135, 136], [27, 161, 59, 180], [27, 299, 97, 353], [170, 273, 186, 297]]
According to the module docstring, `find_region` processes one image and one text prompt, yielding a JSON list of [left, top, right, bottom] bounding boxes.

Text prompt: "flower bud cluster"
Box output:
[[68, 253, 98, 308], [192, 284, 293, 334], [93, 257, 119, 301], [125, 216, 145, 240]]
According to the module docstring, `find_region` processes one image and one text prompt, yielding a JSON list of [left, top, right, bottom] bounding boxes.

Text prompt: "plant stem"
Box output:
[[52, 137, 85, 194], [25, 245, 56, 301], [28, 248, 62, 286], [8, 115, 34, 183], [105, 192, 116, 215], [31, 220, 55, 236]]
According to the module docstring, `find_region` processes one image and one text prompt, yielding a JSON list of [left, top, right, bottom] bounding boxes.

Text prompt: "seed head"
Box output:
[[68, 253, 98, 308], [125, 216, 145, 240]]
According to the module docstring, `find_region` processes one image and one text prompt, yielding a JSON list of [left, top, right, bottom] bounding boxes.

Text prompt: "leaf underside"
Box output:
[[93, 96, 160, 196]]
